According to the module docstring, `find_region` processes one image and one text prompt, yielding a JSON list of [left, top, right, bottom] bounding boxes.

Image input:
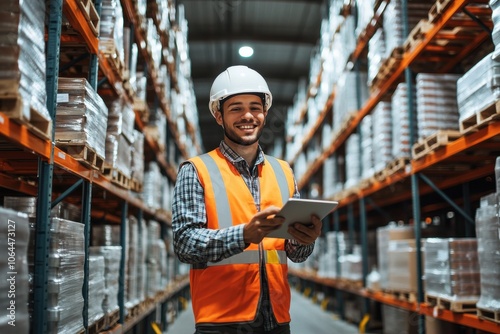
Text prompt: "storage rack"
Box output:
[[286, 0, 500, 333], [0, 0, 197, 333]]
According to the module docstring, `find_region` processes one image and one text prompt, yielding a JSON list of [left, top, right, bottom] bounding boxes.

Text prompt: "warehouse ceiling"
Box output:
[[176, 0, 327, 154]]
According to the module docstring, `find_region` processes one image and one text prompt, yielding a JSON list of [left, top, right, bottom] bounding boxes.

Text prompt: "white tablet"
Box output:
[[267, 198, 338, 239]]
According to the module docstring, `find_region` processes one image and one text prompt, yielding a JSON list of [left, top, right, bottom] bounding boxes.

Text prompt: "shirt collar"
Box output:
[[219, 140, 265, 168]]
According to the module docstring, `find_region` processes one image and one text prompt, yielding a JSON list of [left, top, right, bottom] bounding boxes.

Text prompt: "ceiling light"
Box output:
[[239, 46, 254, 58]]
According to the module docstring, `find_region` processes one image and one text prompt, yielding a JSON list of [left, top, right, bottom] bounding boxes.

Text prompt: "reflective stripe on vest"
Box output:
[[265, 155, 290, 204], [192, 250, 287, 269]]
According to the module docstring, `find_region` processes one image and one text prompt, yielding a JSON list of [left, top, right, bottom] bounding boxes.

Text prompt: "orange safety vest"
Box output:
[[188, 148, 296, 325]]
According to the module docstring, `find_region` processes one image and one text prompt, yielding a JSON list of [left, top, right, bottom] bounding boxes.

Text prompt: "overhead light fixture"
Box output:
[[239, 46, 254, 58]]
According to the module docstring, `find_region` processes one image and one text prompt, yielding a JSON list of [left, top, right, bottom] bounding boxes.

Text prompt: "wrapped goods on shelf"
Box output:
[[424, 238, 481, 300], [496, 156, 500, 192], [0, 207, 30, 334], [383, 0, 435, 58], [391, 82, 417, 159], [339, 15, 357, 63], [360, 114, 374, 179], [344, 133, 361, 189], [368, 28, 386, 86], [104, 133, 132, 179], [491, 0, 500, 58], [137, 218, 148, 302], [382, 304, 418, 334], [475, 198, 500, 312], [0, 0, 51, 123], [100, 0, 125, 64], [146, 221, 163, 297], [88, 255, 106, 325], [355, 0, 376, 38], [91, 224, 121, 246], [56, 77, 109, 159], [149, 0, 172, 33], [147, 18, 162, 70], [105, 96, 136, 145], [377, 223, 414, 290], [372, 101, 392, 172], [161, 177, 173, 212], [416, 73, 461, 139], [457, 53, 500, 122], [143, 162, 163, 210], [334, 71, 368, 133], [387, 239, 422, 292], [339, 245, 363, 281], [47, 218, 85, 334], [146, 107, 167, 153], [89, 246, 121, 314], [131, 130, 145, 185], [126, 216, 140, 308], [323, 155, 344, 198], [51, 202, 81, 222]]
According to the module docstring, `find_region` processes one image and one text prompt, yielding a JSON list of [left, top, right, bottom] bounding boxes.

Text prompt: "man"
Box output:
[[172, 65, 322, 334]]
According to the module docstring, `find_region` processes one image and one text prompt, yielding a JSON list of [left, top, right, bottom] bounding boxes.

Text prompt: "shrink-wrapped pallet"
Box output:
[[0, 0, 50, 124], [475, 196, 500, 312], [377, 223, 414, 290], [416, 73, 461, 139], [372, 101, 392, 172], [387, 239, 423, 293], [456, 53, 500, 124], [88, 255, 106, 325], [344, 133, 361, 189], [424, 238, 481, 300], [89, 246, 121, 315], [56, 78, 109, 159], [391, 83, 418, 159], [0, 207, 30, 334]]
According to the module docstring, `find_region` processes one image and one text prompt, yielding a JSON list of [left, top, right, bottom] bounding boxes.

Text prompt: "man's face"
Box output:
[[215, 94, 267, 146]]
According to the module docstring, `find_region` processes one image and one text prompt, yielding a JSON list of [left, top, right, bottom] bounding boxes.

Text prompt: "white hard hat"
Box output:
[[208, 65, 272, 117]]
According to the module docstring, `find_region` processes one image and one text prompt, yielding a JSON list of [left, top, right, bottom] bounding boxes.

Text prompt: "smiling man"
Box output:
[[172, 65, 322, 334]]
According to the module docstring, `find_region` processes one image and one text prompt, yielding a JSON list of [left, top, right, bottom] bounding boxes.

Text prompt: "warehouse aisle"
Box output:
[[166, 288, 360, 334]]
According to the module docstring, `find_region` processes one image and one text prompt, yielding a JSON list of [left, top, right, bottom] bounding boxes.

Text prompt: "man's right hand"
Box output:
[[243, 206, 284, 244]]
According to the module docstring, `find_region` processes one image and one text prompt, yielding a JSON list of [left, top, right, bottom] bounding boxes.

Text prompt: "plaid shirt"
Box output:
[[172, 141, 314, 330]]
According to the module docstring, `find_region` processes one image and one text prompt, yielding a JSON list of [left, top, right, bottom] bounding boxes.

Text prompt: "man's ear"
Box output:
[[214, 110, 223, 126]]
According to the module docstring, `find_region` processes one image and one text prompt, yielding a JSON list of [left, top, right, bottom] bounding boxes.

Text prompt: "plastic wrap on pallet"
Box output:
[[457, 53, 500, 121], [126, 216, 140, 308], [490, 0, 500, 59], [416, 73, 461, 139], [383, 0, 435, 58], [377, 223, 414, 290], [360, 114, 374, 179], [391, 83, 418, 159], [368, 28, 387, 86], [100, 0, 124, 63], [88, 255, 106, 326], [0, 207, 30, 334], [131, 129, 145, 185], [56, 77, 109, 158], [0, 0, 50, 122], [105, 96, 136, 144], [372, 101, 393, 172], [355, 0, 375, 38], [105, 133, 132, 178], [387, 239, 422, 292], [344, 133, 361, 189], [89, 246, 121, 314], [475, 200, 500, 311], [322, 155, 344, 198], [91, 224, 121, 246], [333, 71, 368, 133], [137, 218, 148, 302], [143, 162, 163, 210], [424, 238, 480, 300], [339, 245, 363, 281], [47, 218, 85, 334], [50, 201, 81, 222]]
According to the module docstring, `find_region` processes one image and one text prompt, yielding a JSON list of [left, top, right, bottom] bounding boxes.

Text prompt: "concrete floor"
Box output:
[[165, 288, 360, 334]]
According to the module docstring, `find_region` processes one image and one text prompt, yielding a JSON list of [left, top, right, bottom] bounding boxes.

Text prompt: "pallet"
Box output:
[[56, 141, 104, 171], [0, 93, 52, 140], [477, 307, 500, 324], [103, 166, 131, 189], [428, 0, 454, 23], [460, 100, 500, 134], [77, 0, 100, 36], [129, 178, 143, 193], [403, 19, 432, 54], [103, 309, 120, 330], [87, 314, 106, 334], [412, 130, 462, 160], [370, 47, 403, 93], [99, 40, 127, 80], [425, 294, 478, 313], [386, 157, 411, 176], [384, 290, 417, 303]]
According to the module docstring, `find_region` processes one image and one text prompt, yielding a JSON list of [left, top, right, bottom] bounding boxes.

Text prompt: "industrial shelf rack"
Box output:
[[287, 0, 500, 333], [0, 0, 196, 333]]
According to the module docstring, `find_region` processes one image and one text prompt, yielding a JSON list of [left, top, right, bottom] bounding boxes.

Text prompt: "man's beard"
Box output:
[[223, 122, 264, 146]]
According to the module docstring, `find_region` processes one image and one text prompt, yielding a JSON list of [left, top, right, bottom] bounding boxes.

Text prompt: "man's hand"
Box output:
[[243, 206, 285, 244], [287, 214, 322, 245]]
